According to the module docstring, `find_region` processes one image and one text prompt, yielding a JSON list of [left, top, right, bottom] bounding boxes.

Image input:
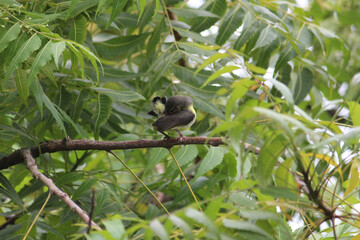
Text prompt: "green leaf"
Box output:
[[293, 67, 313, 104], [60, 0, 98, 19], [178, 42, 217, 56], [93, 87, 145, 102], [103, 218, 126, 239], [0, 173, 24, 210], [36, 222, 65, 240], [170, 145, 198, 170], [28, 40, 54, 85], [71, 89, 88, 122], [69, 14, 87, 44], [149, 219, 168, 240], [52, 41, 66, 68], [275, 25, 313, 72], [93, 34, 150, 60], [174, 27, 215, 44], [216, 4, 244, 45], [144, 148, 169, 174], [4, 34, 41, 87], [185, 208, 219, 235], [169, 8, 219, 18], [252, 25, 277, 51], [0, 23, 21, 54], [30, 78, 44, 116], [15, 69, 29, 105], [344, 159, 360, 196], [169, 215, 193, 239], [260, 186, 307, 202], [193, 97, 225, 119], [76, 43, 102, 82], [43, 93, 67, 134], [66, 41, 85, 78], [201, 65, 239, 87], [56, 172, 85, 187], [195, 52, 230, 74], [190, 0, 227, 33], [138, 0, 156, 31], [256, 134, 288, 185], [55, 105, 87, 138], [225, 79, 256, 120], [66, 0, 81, 20], [234, 12, 260, 50], [194, 147, 224, 179], [93, 93, 112, 140], [147, 17, 166, 55], [93, 187, 110, 218], [222, 219, 273, 239], [0, 0, 21, 6], [268, 78, 294, 106], [72, 177, 97, 200], [108, 0, 127, 27], [347, 101, 360, 126]]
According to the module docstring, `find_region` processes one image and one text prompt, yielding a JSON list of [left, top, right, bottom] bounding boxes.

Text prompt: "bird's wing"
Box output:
[[152, 110, 195, 131]]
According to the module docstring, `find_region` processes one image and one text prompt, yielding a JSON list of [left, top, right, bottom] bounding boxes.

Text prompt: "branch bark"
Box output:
[[0, 137, 227, 170], [22, 149, 102, 231]]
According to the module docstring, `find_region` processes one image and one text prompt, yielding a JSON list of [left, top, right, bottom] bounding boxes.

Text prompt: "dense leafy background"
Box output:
[[0, 0, 360, 239]]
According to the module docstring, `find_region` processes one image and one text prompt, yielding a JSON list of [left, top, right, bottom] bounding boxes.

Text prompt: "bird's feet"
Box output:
[[176, 130, 186, 142]]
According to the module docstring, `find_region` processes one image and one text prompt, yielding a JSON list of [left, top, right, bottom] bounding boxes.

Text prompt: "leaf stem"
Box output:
[[108, 150, 170, 215], [168, 148, 203, 212]]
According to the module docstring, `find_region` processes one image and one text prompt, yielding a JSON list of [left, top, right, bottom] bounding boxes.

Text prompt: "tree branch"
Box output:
[[22, 149, 102, 231], [0, 137, 228, 170]]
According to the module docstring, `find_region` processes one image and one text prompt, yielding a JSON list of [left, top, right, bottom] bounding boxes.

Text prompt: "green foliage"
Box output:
[[0, 0, 360, 239]]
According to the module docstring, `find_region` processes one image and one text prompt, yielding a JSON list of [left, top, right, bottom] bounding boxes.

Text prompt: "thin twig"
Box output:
[[108, 150, 170, 215], [168, 148, 203, 212], [22, 149, 102, 231], [331, 216, 338, 240], [23, 191, 51, 240]]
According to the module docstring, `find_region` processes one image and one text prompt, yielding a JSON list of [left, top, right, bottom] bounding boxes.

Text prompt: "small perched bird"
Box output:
[[149, 95, 196, 138]]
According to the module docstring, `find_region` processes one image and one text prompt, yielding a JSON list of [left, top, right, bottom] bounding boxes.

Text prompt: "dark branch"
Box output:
[[0, 137, 227, 170]]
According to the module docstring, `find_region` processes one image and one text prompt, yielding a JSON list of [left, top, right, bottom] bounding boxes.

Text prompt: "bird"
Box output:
[[149, 95, 196, 139]]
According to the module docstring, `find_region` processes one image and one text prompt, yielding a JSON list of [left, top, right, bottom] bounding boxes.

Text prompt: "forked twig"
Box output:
[[22, 149, 102, 231]]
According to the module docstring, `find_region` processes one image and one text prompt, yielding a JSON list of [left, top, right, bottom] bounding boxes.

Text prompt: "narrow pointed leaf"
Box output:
[[69, 14, 87, 44], [72, 178, 97, 200], [170, 145, 198, 170], [66, 0, 81, 20], [93, 88, 145, 102], [93, 34, 150, 60], [201, 65, 239, 87], [15, 69, 29, 104], [0, 23, 21, 54], [190, 0, 227, 32], [93, 93, 112, 139], [145, 148, 169, 174], [193, 97, 225, 119], [195, 147, 224, 179], [252, 25, 277, 51], [0, 173, 24, 210], [216, 4, 244, 45], [169, 8, 219, 18], [294, 67, 313, 104], [52, 41, 66, 68], [28, 40, 54, 85], [108, 0, 127, 27], [149, 219, 168, 240], [4, 34, 41, 86], [234, 13, 260, 50]]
